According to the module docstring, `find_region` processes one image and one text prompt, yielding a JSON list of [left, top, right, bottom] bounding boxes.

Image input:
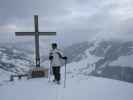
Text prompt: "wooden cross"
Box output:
[[15, 15, 56, 68]]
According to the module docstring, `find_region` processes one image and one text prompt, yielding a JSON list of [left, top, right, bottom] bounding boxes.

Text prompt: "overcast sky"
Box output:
[[0, 0, 133, 46]]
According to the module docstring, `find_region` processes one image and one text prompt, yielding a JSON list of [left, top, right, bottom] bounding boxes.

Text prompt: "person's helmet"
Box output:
[[52, 43, 57, 49]]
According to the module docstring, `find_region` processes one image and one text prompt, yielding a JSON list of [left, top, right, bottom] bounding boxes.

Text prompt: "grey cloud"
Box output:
[[0, 0, 133, 46]]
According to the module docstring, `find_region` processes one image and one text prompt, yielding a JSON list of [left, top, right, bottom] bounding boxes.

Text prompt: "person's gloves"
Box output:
[[63, 56, 67, 60], [49, 56, 53, 60]]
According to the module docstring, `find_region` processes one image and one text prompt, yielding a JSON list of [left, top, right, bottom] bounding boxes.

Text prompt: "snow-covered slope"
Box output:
[[0, 69, 13, 85], [62, 39, 133, 83], [0, 46, 32, 73], [110, 55, 133, 67], [0, 46, 34, 84], [0, 76, 133, 100]]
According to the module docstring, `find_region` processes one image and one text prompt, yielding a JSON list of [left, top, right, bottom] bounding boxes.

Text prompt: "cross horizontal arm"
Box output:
[[39, 32, 56, 35], [15, 32, 56, 36], [15, 32, 34, 36]]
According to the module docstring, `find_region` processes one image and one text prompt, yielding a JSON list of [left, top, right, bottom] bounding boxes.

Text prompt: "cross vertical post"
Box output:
[[34, 15, 40, 67]]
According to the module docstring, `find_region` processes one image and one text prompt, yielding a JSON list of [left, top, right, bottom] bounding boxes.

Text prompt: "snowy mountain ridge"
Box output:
[[63, 39, 133, 83], [0, 38, 133, 84], [0, 46, 33, 83]]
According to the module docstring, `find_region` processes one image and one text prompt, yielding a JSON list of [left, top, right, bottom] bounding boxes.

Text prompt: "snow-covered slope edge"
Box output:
[[0, 76, 133, 100], [64, 39, 133, 83]]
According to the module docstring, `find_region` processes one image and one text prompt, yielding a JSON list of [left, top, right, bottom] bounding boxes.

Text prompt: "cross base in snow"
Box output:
[[29, 67, 48, 78]]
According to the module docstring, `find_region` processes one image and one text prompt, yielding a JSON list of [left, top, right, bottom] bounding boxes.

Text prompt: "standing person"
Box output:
[[49, 43, 67, 84]]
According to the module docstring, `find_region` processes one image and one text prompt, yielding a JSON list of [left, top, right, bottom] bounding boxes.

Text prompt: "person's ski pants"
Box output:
[[52, 66, 60, 81]]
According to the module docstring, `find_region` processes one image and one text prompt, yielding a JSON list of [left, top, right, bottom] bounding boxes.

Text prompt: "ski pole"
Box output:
[[64, 59, 67, 88], [48, 60, 52, 82]]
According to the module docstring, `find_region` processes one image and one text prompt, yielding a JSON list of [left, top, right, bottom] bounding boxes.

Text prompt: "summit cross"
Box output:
[[15, 15, 56, 67]]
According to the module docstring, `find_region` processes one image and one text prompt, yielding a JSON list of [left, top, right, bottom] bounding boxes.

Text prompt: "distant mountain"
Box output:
[[66, 39, 133, 83], [1, 38, 133, 83], [0, 46, 33, 74], [63, 41, 91, 63], [89, 40, 133, 83], [56, 39, 133, 83]]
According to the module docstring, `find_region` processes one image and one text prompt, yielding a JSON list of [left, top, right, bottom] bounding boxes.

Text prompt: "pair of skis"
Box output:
[[48, 59, 67, 88]]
